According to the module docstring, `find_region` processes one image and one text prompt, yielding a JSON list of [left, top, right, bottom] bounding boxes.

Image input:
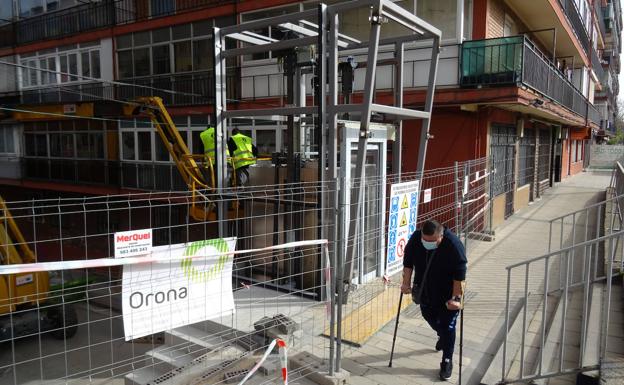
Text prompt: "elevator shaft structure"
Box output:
[[211, 0, 440, 296]]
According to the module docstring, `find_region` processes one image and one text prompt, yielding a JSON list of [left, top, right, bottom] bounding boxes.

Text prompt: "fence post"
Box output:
[[489, 156, 495, 235], [335, 176, 346, 373], [454, 161, 460, 234]]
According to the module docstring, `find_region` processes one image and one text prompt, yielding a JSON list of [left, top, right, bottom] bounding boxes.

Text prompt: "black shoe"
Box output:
[[439, 359, 452, 381], [435, 338, 443, 351]]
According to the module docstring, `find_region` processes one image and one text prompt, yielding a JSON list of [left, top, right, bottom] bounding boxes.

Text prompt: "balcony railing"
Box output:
[[596, 1, 608, 40], [460, 36, 598, 126], [558, 0, 590, 56], [0, 0, 234, 49], [591, 47, 606, 85], [0, 70, 240, 107]]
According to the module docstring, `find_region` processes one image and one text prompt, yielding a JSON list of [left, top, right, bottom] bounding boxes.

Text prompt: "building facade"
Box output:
[[0, 0, 620, 228]]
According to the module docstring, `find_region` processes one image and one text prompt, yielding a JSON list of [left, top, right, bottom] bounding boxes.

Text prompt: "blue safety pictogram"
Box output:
[[388, 248, 396, 262], [409, 224, 416, 235], [389, 214, 398, 229], [409, 209, 417, 224], [391, 196, 399, 213], [389, 231, 396, 245], [410, 192, 418, 207]]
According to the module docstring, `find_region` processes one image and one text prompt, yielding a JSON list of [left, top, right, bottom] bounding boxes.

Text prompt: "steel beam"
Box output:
[[223, 106, 316, 118], [393, 42, 404, 179], [220, 9, 319, 35], [343, 1, 383, 295], [416, 36, 441, 176], [213, 27, 227, 237], [222, 36, 317, 58]]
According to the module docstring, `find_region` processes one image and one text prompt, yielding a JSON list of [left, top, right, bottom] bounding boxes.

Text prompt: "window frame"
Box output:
[[18, 42, 102, 89]]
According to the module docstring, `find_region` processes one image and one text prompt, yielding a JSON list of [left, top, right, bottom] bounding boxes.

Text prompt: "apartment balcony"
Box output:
[[0, 70, 240, 107], [557, 0, 591, 56], [460, 36, 599, 126], [592, 47, 606, 85], [0, 0, 232, 49]]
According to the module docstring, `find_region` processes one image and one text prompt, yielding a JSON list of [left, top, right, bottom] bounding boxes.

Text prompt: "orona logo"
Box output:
[[130, 287, 187, 309], [128, 239, 230, 309]]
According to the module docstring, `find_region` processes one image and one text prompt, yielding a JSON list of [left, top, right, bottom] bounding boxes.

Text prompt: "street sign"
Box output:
[[386, 180, 420, 276]]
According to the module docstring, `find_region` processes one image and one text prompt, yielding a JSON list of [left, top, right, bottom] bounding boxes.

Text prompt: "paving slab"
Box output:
[[336, 172, 611, 385]]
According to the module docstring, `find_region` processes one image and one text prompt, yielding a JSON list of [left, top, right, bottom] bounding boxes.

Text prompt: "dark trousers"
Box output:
[[235, 166, 250, 187], [420, 303, 459, 360]]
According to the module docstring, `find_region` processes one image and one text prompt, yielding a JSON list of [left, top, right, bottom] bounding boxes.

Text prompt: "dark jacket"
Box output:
[[402, 228, 467, 306]]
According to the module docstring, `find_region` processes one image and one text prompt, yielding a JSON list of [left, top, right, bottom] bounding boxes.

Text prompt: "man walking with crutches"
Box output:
[[397, 219, 467, 381]]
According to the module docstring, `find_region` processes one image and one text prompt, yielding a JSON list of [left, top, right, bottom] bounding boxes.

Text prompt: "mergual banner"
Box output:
[[122, 237, 237, 341]]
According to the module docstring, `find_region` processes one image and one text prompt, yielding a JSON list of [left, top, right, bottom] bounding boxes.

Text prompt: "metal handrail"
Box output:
[[502, 229, 621, 384], [507, 229, 624, 270], [548, 192, 624, 223]]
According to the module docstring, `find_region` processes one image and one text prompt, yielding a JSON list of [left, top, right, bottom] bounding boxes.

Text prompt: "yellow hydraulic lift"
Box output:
[[0, 196, 78, 341], [125, 97, 268, 221], [125, 97, 218, 221]]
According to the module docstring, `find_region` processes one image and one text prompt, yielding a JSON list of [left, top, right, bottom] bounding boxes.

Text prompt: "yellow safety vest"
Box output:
[[199, 127, 229, 162], [231, 133, 256, 169]]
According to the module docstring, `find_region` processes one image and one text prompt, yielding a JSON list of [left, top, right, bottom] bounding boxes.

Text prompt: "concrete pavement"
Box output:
[[338, 171, 612, 385]]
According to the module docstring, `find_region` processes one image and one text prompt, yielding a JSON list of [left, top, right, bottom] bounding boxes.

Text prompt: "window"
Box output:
[[90, 50, 101, 78], [19, 0, 44, 18], [174, 41, 192, 72], [151, 0, 174, 17], [155, 136, 169, 161], [39, 57, 57, 85], [118, 50, 133, 78], [122, 132, 135, 160], [503, 14, 516, 37], [24, 130, 57, 157], [49, 133, 74, 157], [463, 0, 472, 40], [0, 127, 15, 154], [575, 140, 584, 162], [152, 45, 171, 74], [0, 1, 13, 24], [133, 48, 150, 77], [19, 44, 99, 89], [76, 132, 104, 159], [137, 131, 152, 160], [256, 130, 276, 155], [59, 53, 78, 82], [193, 39, 212, 70], [417, 0, 457, 40], [116, 24, 216, 78]]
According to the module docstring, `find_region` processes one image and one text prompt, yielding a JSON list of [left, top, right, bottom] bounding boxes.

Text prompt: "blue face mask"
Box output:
[[421, 239, 438, 250]]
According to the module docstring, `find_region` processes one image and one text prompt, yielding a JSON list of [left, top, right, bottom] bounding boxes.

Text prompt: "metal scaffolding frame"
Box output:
[[212, 0, 441, 318]]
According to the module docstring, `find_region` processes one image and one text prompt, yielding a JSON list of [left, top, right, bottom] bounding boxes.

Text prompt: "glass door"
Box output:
[[350, 143, 382, 284]]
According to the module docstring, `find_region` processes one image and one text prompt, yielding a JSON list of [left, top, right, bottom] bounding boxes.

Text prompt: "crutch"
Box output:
[[388, 292, 403, 367], [459, 306, 464, 385], [459, 282, 467, 385]]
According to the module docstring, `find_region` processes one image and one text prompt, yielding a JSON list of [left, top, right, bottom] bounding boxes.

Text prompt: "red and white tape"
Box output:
[[0, 239, 329, 275], [237, 338, 288, 385]]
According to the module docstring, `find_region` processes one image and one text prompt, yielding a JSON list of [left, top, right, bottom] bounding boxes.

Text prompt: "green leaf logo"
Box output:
[[180, 239, 230, 283]]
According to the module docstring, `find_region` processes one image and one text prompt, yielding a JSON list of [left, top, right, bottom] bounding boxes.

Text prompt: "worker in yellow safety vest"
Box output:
[[199, 126, 230, 185], [227, 128, 258, 187]]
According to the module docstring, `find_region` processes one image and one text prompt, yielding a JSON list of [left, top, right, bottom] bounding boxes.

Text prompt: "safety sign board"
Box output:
[[114, 229, 152, 258], [386, 180, 420, 276], [121, 237, 237, 341]]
